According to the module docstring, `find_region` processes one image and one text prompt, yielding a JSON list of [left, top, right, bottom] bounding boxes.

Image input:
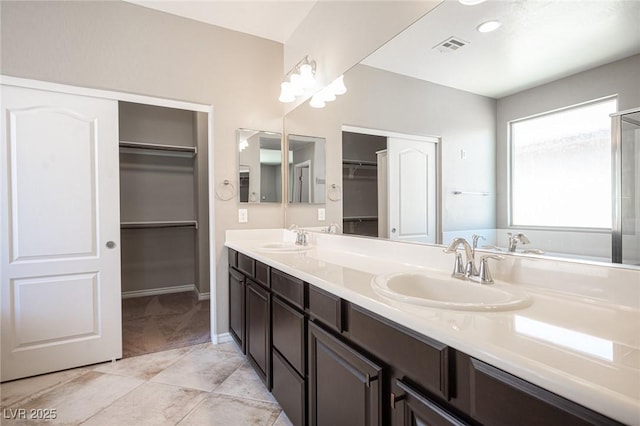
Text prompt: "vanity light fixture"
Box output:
[[309, 75, 347, 109], [279, 55, 317, 103], [459, 0, 486, 5], [477, 20, 502, 33]]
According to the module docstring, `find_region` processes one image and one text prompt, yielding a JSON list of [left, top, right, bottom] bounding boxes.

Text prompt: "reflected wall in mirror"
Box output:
[[237, 129, 283, 203], [283, 0, 640, 268], [287, 134, 326, 204]]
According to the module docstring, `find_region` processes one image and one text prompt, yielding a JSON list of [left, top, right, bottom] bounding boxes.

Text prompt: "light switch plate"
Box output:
[[238, 209, 248, 223], [318, 208, 326, 221]]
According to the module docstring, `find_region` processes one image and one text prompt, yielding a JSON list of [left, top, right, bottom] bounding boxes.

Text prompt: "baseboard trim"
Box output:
[[213, 332, 233, 345], [121, 284, 196, 299], [195, 289, 210, 301]]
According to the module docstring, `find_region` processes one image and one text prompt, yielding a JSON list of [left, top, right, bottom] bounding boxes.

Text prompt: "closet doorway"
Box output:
[[342, 126, 440, 244], [119, 101, 211, 358]]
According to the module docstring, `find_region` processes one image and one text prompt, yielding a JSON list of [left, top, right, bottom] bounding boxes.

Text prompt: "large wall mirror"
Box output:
[[237, 129, 283, 203], [287, 134, 326, 204], [283, 0, 640, 268]]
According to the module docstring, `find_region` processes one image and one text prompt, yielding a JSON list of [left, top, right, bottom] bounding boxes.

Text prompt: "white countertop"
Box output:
[[225, 229, 640, 425]]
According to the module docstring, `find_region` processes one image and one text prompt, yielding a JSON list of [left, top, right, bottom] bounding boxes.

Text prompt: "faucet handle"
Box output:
[[472, 234, 486, 250], [473, 254, 504, 285], [450, 252, 466, 278]]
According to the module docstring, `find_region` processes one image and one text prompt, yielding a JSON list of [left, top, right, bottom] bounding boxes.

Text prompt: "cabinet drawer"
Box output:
[[348, 304, 450, 400], [469, 358, 620, 426], [228, 248, 238, 268], [237, 252, 255, 277], [272, 296, 306, 376], [272, 349, 306, 426], [308, 285, 344, 332], [271, 269, 305, 309], [255, 261, 270, 287], [392, 379, 469, 426]]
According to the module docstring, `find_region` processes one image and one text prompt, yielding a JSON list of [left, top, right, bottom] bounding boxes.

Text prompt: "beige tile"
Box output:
[[0, 367, 92, 408], [150, 344, 244, 392], [2, 371, 143, 425], [273, 410, 294, 426], [215, 362, 275, 403], [178, 393, 280, 426], [93, 345, 192, 380], [211, 341, 242, 354], [82, 381, 206, 426]]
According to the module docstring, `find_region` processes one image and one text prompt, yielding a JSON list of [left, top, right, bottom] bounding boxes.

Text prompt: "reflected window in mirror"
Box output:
[[510, 97, 617, 229], [287, 134, 326, 204], [237, 129, 283, 203]]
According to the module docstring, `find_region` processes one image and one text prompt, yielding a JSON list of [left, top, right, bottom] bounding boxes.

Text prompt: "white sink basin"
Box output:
[[257, 242, 312, 253], [371, 271, 532, 311]]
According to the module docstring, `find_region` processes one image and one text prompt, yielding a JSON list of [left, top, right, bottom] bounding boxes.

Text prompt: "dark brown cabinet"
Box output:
[[228, 267, 245, 353], [391, 379, 469, 426], [468, 358, 619, 426], [246, 279, 271, 387], [309, 322, 382, 426], [228, 250, 620, 426]]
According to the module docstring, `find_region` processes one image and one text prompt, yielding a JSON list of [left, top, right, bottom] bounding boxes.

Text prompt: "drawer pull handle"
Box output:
[[365, 373, 378, 387], [391, 392, 406, 409]]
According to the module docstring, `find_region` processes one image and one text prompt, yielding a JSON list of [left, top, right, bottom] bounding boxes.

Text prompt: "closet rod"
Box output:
[[121, 220, 198, 230], [119, 140, 197, 155]]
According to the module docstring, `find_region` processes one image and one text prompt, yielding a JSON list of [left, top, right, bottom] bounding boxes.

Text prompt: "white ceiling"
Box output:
[[362, 0, 640, 98], [124, 0, 318, 43], [124, 0, 640, 99]]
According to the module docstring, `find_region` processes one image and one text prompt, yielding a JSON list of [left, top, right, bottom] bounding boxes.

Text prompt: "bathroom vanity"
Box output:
[[225, 229, 639, 426]]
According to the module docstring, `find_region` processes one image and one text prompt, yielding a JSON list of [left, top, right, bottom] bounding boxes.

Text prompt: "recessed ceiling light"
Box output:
[[459, 0, 487, 5], [477, 20, 502, 33]]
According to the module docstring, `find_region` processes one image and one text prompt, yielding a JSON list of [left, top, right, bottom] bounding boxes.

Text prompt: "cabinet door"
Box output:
[[272, 348, 306, 426], [246, 279, 271, 388], [229, 268, 246, 353], [1, 85, 121, 381], [469, 358, 619, 426], [309, 322, 382, 426], [392, 379, 469, 426]]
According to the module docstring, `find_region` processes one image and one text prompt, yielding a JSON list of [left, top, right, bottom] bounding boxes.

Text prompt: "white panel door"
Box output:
[[1, 85, 121, 381], [388, 137, 437, 243]]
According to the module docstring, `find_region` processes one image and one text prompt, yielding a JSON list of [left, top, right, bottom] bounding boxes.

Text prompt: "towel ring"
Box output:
[[328, 184, 342, 201], [216, 179, 236, 201]]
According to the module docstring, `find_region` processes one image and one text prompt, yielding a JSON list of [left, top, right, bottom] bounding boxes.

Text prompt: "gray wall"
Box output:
[[1, 0, 284, 336], [285, 64, 497, 232], [496, 54, 640, 228]]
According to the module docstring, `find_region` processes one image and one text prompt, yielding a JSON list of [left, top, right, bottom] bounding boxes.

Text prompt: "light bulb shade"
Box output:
[[309, 94, 326, 108], [289, 73, 305, 96], [330, 75, 347, 95], [278, 82, 295, 103], [299, 63, 316, 89], [320, 88, 336, 102]]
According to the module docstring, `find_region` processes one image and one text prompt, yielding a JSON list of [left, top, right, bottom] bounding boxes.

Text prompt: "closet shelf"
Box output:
[[121, 220, 198, 229], [119, 141, 197, 157], [342, 160, 377, 167], [343, 216, 378, 222]]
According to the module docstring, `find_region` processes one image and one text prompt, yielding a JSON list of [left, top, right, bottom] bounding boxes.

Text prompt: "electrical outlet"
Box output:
[[238, 209, 248, 223], [318, 208, 326, 221], [460, 149, 467, 160]]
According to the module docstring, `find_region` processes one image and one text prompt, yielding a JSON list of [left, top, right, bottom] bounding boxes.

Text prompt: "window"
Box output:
[[510, 97, 617, 229]]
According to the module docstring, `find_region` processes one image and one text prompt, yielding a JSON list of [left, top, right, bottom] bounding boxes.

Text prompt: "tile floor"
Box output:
[[0, 342, 292, 426]]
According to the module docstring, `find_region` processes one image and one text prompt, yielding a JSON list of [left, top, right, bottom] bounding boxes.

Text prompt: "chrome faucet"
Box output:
[[444, 238, 475, 279], [294, 229, 308, 246], [507, 232, 530, 252], [444, 237, 502, 284], [326, 223, 341, 234]]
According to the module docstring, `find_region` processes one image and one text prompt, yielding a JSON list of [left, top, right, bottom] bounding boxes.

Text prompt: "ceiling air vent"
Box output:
[[433, 36, 469, 53]]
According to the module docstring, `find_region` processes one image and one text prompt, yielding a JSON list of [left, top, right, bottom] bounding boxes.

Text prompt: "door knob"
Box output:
[[391, 228, 397, 233], [106, 241, 116, 249]]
